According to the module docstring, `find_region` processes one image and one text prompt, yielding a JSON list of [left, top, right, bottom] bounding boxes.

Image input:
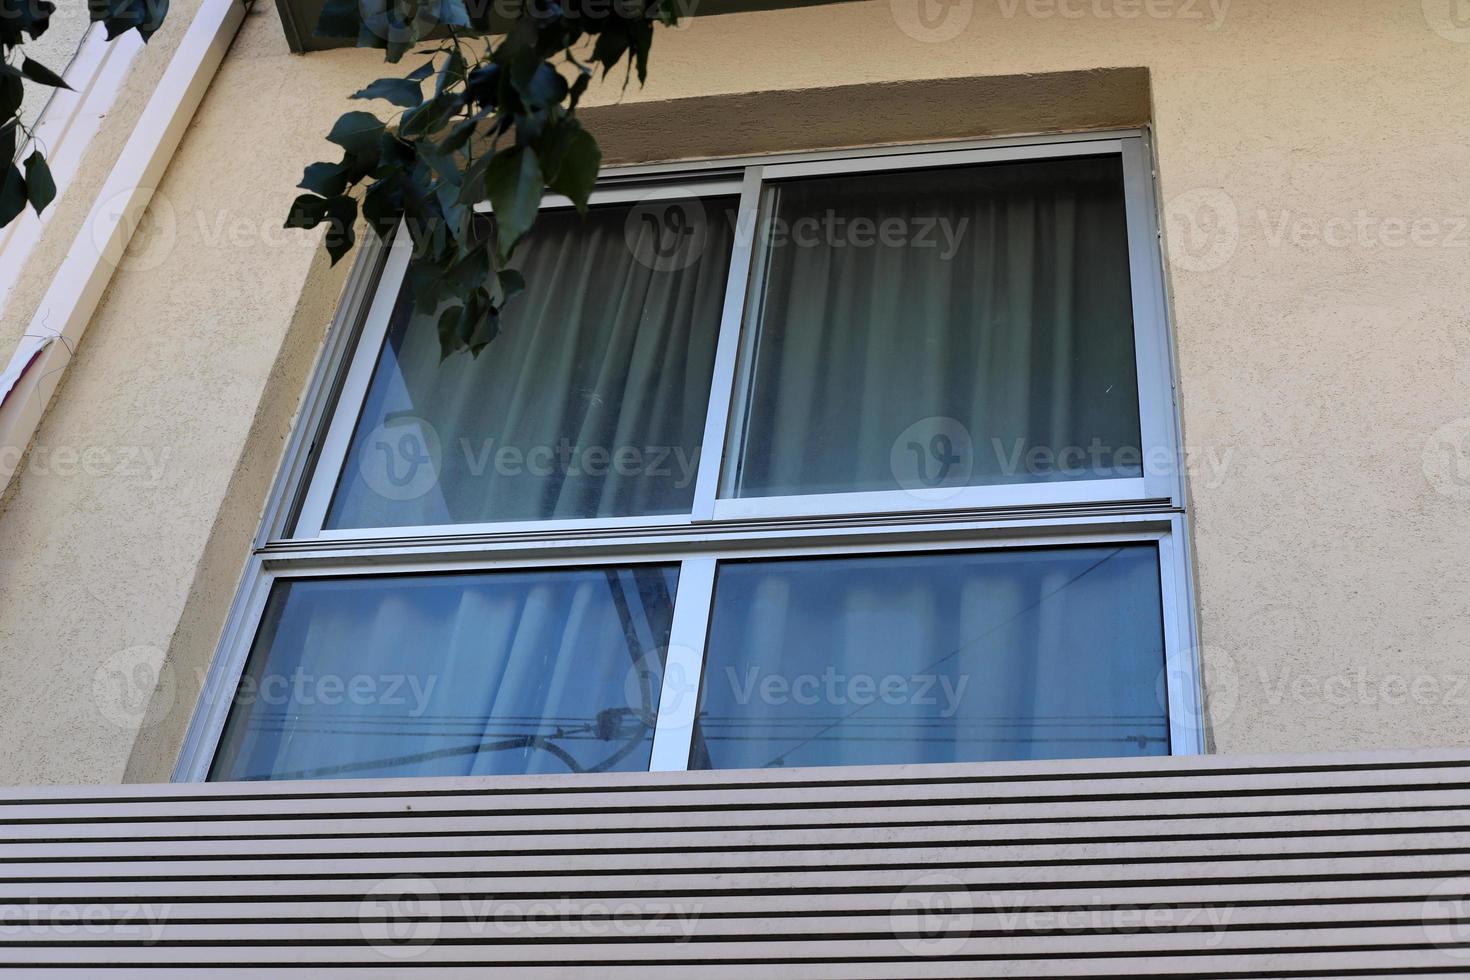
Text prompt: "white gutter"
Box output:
[[0, 0, 249, 488]]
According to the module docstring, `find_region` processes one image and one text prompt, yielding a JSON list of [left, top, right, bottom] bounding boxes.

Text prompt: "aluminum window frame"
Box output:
[[293, 176, 748, 540], [175, 129, 1201, 783], [178, 512, 1200, 781]]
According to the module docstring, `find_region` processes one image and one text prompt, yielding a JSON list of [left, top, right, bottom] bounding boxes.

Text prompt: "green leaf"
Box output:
[[323, 196, 359, 263], [464, 64, 500, 109], [539, 119, 600, 212], [326, 111, 386, 155], [20, 57, 71, 90], [439, 117, 478, 156], [0, 165, 27, 227], [417, 143, 462, 187], [515, 62, 568, 110], [484, 147, 543, 257], [141, 0, 169, 39], [361, 180, 396, 241], [4, 0, 55, 44], [298, 161, 349, 197], [380, 132, 416, 170], [436, 302, 464, 358], [90, 0, 169, 41], [464, 288, 499, 352], [495, 267, 525, 306], [434, 48, 465, 99], [284, 193, 357, 262], [351, 77, 423, 108], [296, 0, 668, 360], [0, 69, 22, 122], [398, 89, 458, 139], [456, 151, 494, 206], [22, 151, 55, 214], [0, 120, 16, 168], [436, 0, 470, 28]]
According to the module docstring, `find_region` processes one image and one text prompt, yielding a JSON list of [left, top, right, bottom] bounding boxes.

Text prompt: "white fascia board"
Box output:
[[0, 27, 146, 314], [0, 0, 249, 487]]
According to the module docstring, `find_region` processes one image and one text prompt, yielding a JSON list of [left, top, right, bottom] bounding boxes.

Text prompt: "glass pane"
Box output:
[[728, 156, 1142, 499], [690, 545, 1167, 770], [210, 565, 678, 780], [324, 198, 738, 530]]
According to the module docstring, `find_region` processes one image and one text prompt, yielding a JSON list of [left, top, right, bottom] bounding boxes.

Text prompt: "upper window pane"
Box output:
[[726, 156, 1142, 500], [324, 198, 738, 530], [689, 544, 1167, 770], [210, 564, 678, 781]]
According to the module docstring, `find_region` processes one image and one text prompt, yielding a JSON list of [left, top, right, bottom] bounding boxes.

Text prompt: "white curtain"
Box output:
[[327, 200, 736, 530], [689, 545, 1168, 770], [211, 566, 678, 781], [732, 156, 1142, 498]]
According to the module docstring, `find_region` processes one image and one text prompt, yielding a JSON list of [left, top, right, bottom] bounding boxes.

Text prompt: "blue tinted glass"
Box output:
[[690, 545, 1167, 770], [211, 565, 678, 780]]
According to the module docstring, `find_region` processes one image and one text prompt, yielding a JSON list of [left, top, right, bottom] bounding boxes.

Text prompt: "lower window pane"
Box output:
[[689, 544, 1167, 770], [210, 565, 678, 781]]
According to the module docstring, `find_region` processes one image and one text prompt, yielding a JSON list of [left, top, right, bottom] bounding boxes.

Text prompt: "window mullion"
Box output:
[[648, 557, 717, 771], [690, 166, 765, 522]]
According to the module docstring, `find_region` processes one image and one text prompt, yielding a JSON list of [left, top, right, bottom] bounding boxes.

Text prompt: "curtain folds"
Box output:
[[689, 545, 1168, 770], [326, 200, 737, 530], [220, 160, 1168, 783], [732, 156, 1143, 499], [210, 566, 679, 781]]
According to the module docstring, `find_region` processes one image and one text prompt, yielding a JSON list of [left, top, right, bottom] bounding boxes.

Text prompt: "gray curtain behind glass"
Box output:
[[690, 545, 1168, 770], [327, 200, 736, 529], [210, 566, 678, 781], [732, 156, 1143, 498]]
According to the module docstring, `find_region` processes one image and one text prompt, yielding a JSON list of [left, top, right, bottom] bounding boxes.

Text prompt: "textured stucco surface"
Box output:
[[1, 0, 1468, 783], [15, 6, 92, 130], [0, 1, 359, 783], [0, 0, 206, 358]]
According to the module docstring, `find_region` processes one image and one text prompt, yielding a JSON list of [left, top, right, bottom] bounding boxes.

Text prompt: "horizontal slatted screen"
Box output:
[[1, 748, 1469, 977]]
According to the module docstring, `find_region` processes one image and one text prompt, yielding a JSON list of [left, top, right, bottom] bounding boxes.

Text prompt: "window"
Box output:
[[210, 566, 679, 780], [177, 132, 1200, 783], [689, 545, 1169, 770], [726, 155, 1142, 502]]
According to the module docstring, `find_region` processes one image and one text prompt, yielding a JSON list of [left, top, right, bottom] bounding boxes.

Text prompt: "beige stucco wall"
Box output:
[[0, 0, 1466, 784], [15, 5, 92, 130]]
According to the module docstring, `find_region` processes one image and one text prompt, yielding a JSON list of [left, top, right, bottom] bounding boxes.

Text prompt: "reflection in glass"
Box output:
[[690, 545, 1167, 770], [326, 198, 738, 530], [729, 156, 1142, 498], [211, 565, 678, 780]]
